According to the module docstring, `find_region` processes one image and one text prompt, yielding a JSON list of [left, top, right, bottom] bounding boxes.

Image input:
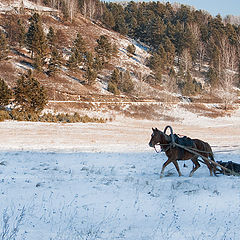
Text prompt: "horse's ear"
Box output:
[[152, 127, 155, 131], [156, 128, 158, 131]]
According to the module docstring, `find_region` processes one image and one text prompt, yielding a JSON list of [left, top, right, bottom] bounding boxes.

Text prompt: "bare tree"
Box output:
[[164, 73, 178, 102], [197, 41, 206, 71], [224, 15, 240, 25], [188, 23, 206, 71], [188, 22, 200, 41], [214, 35, 238, 109], [82, 0, 87, 18], [180, 48, 192, 72], [219, 35, 238, 72], [68, 0, 77, 22], [88, 0, 96, 20], [215, 70, 237, 110]]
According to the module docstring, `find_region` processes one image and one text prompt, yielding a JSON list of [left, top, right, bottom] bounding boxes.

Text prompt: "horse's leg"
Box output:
[[160, 158, 172, 178], [209, 151, 217, 176], [203, 143, 215, 176], [203, 157, 213, 176], [189, 157, 200, 177], [172, 161, 182, 177]]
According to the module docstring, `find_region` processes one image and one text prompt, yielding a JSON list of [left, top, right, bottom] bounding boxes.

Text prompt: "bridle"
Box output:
[[151, 129, 172, 153], [153, 125, 177, 153]]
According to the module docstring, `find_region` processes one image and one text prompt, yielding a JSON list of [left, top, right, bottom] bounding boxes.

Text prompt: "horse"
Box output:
[[149, 127, 216, 178]]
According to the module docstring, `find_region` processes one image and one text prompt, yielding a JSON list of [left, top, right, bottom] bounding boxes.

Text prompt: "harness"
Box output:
[[154, 126, 211, 157]]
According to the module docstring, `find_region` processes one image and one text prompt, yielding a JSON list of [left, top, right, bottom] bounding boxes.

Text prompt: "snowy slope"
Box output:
[[0, 0, 57, 13]]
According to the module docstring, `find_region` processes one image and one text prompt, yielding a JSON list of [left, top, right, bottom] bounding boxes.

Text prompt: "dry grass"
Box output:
[[0, 61, 17, 87], [180, 103, 231, 118], [122, 103, 181, 121], [0, 110, 106, 123], [47, 102, 96, 113]]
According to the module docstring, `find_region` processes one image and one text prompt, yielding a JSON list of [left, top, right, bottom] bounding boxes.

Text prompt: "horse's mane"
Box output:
[[155, 128, 171, 143]]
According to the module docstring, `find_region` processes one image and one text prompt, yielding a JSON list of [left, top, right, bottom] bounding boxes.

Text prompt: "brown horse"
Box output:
[[149, 128, 216, 178]]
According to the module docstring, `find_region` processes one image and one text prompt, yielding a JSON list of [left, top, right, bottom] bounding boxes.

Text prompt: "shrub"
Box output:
[[4, 110, 107, 123], [126, 44, 136, 56], [0, 110, 11, 121], [119, 70, 134, 93], [108, 82, 119, 95]]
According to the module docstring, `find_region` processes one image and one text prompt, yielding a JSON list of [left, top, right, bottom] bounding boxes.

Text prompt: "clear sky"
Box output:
[[164, 0, 240, 17]]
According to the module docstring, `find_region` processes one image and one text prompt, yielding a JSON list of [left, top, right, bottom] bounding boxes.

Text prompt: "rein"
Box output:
[[154, 143, 171, 153]]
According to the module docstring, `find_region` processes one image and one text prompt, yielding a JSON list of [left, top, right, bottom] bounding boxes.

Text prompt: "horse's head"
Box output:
[[149, 128, 168, 148]]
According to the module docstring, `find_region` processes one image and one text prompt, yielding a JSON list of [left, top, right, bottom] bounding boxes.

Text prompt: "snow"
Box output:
[[1, 150, 240, 239], [0, 0, 58, 13], [0, 108, 240, 239]]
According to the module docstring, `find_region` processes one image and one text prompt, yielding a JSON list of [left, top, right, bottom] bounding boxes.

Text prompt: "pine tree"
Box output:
[[85, 67, 97, 85], [33, 54, 43, 71], [0, 79, 12, 108], [67, 54, 78, 70], [85, 52, 94, 69], [47, 26, 56, 50], [102, 8, 115, 28], [74, 33, 86, 54], [182, 71, 196, 95], [14, 70, 48, 113], [48, 46, 63, 76], [26, 13, 47, 60], [164, 37, 175, 66], [0, 31, 9, 61], [148, 16, 165, 49], [114, 15, 128, 35], [108, 68, 120, 94], [95, 35, 112, 65], [93, 55, 103, 71], [110, 68, 120, 85], [67, 33, 86, 69], [17, 19, 26, 48]]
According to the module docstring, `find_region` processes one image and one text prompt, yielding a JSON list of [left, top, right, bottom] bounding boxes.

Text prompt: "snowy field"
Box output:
[[0, 111, 240, 240]]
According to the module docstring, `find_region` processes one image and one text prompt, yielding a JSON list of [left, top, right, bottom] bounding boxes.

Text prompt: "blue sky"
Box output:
[[163, 0, 240, 17]]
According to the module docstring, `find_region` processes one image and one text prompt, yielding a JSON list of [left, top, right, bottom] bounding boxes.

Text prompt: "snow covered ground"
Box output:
[[0, 110, 240, 239]]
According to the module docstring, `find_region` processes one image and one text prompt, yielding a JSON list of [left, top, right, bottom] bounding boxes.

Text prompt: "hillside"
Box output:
[[0, 2, 240, 239], [0, 0, 239, 121]]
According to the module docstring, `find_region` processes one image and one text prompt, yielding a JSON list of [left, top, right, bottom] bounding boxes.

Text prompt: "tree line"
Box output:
[[37, 0, 240, 101], [102, 2, 239, 88]]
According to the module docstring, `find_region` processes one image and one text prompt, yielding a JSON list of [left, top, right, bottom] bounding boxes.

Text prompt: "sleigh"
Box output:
[[151, 125, 240, 177]]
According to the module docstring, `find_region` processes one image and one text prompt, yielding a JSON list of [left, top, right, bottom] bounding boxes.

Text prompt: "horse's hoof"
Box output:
[[160, 175, 164, 179]]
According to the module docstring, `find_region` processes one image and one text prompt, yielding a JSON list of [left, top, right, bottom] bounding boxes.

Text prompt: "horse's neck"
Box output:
[[159, 132, 171, 144]]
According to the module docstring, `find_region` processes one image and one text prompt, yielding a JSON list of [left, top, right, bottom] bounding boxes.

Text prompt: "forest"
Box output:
[[0, 0, 240, 120], [41, 0, 240, 91]]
